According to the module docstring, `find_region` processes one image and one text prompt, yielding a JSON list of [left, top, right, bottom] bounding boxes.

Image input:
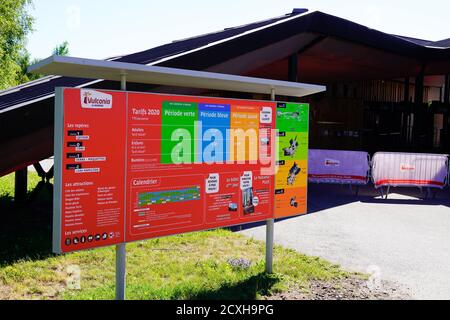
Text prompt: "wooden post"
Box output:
[[404, 77, 410, 103], [444, 74, 450, 104], [288, 53, 298, 83], [413, 71, 425, 147], [415, 72, 424, 105], [288, 53, 298, 103], [402, 77, 410, 144], [15, 168, 28, 204]]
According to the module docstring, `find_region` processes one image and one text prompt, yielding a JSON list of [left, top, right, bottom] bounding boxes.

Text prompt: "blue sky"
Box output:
[[26, 0, 450, 60]]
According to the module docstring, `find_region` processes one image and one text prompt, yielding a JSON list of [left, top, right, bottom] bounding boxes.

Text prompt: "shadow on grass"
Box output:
[[64, 273, 282, 301], [0, 188, 54, 266], [189, 273, 281, 300]]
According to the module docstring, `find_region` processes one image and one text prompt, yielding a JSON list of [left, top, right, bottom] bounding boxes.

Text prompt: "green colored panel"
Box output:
[[278, 132, 309, 161], [276, 103, 309, 133], [161, 101, 198, 164]]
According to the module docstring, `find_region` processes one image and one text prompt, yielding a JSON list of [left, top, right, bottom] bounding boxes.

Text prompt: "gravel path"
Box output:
[[241, 184, 450, 300]]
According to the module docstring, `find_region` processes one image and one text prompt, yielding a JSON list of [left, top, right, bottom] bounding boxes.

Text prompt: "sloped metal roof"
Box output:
[[430, 38, 450, 48], [2, 9, 450, 177], [1, 9, 450, 114], [0, 11, 302, 113], [393, 35, 450, 48], [392, 35, 434, 46]]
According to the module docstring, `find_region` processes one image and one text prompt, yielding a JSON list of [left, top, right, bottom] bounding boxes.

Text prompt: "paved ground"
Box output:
[[241, 184, 450, 300]]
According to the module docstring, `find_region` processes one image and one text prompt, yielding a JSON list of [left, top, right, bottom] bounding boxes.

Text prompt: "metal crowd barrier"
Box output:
[[371, 152, 449, 199], [308, 149, 371, 195]]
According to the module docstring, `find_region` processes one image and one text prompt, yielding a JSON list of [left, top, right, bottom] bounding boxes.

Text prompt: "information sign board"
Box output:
[[53, 88, 309, 253]]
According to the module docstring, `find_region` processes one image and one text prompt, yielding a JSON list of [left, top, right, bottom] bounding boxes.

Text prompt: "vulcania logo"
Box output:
[[400, 163, 415, 171], [81, 89, 112, 109], [325, 158, 340, 167]]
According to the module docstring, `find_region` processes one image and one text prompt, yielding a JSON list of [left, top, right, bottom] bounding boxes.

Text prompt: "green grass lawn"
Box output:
[[0, 171, 352, 300]]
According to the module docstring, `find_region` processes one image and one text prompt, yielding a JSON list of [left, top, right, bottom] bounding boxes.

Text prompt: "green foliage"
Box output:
[[0, 0, 34, 89], [17, 51, 42, 83], [53, 41, 69, 56]]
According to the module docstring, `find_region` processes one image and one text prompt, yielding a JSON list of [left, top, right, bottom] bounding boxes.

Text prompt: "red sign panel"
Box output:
[[53, 88, 309, 253]]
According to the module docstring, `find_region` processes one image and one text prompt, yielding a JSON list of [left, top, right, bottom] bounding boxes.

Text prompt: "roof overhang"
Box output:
[[29, 55, 325, 97]]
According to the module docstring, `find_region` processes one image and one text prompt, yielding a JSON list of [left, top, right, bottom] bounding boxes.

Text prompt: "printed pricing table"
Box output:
[[54, 88, 309, 253]]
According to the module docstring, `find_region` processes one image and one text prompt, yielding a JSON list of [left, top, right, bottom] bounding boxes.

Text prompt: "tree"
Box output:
[[17, 51, 41, 83], [53, 41, 69, 56], [0, 0, 34, 90], [18, 41, 70, 84]]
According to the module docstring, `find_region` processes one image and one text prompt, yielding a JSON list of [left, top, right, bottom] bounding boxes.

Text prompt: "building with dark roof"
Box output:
[[1, 9, 449, 177]]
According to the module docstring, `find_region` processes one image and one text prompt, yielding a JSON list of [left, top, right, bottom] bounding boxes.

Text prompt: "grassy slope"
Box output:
[[0, 172, 352, 300]]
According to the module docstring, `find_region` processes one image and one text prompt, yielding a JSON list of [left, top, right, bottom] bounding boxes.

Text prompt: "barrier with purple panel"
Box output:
[[308, 149, 371, 195]]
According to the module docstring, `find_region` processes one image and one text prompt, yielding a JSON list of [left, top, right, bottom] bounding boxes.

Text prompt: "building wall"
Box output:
[[303, 80, 445, 153], [201, 80, 447, 154]]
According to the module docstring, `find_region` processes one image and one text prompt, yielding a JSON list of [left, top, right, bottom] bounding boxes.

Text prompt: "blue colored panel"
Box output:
[[198, 104, 230, 163]]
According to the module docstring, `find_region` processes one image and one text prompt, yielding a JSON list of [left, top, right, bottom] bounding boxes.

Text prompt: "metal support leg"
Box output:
[[425, 187, 431, 200], [385, 186, 391, 199], [115, 243, 126, 300], [33, 162, 46, 178], [115, 74, 127, 301], [265, 219, 274, 274], [46, 165, 54, 182], [28, 163, 54, 203], [14, 168, 28, 204], [379, 187, 384, 199]]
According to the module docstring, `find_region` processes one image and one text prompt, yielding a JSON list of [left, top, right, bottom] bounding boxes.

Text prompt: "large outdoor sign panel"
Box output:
[[53, 88, 309, 253], [274, 103, 309, 219]]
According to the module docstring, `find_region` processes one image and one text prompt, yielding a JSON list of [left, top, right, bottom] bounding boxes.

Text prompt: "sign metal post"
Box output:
[[265, 88, 276, 274], [265, 219, 274, 274], [116, 74, 127, 301], [116, 244, 126, 300]]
